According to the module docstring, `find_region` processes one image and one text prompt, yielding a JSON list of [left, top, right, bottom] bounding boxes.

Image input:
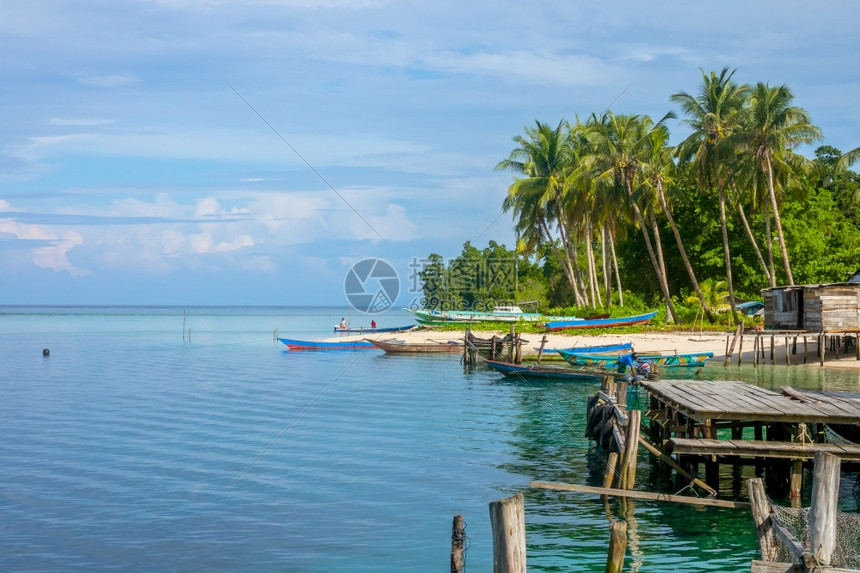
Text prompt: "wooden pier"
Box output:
[[640, 379, 860, 496]]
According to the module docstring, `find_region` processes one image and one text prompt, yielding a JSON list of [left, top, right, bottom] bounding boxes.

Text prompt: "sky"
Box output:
[[2, 0, 859, 307]]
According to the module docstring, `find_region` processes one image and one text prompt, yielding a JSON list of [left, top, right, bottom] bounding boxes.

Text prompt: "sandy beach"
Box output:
[[326, 327, 860, 370]]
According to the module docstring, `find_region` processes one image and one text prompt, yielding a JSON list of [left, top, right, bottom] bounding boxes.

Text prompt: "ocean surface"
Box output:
[[2, 305, 859, 572]]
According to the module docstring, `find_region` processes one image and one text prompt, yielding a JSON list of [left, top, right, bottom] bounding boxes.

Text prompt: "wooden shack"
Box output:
[[762, 280, 860, 331]]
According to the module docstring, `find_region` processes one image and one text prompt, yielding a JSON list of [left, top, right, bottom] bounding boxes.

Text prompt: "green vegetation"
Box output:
[[418, 67, 860, 328]]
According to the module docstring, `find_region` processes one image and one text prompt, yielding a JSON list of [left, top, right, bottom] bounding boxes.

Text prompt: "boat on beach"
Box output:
[[334, 324, 416, 334], [371, 339, 463, 353], [278, 337, 376, 350], [484, 359, 622, 381], [405, 305, 544, 325], [544, 311, 658, 331], [557, 349, 714, 368]]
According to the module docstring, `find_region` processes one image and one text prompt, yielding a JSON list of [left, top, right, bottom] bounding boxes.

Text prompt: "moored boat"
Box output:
[[278, 337, 376, 350], [484, 359, 623, 381], [544, 311, 658, 331], [334, 324, 416, 334], [557, 349, 713, 368], [535, 341, 633, 354], [371, 339, 463, 353]]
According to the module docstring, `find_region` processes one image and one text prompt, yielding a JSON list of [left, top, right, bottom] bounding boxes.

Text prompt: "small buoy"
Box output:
[[42, 348, 50, 356]]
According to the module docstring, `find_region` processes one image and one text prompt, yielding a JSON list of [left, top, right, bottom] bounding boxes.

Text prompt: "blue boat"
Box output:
[[557, 349, 713, 368], [484, 359, 618, 381], [278, 338, 376, 350], [334, 324, 416, 334], [544, 311, 658, 331], [535, 341, 633, 354]]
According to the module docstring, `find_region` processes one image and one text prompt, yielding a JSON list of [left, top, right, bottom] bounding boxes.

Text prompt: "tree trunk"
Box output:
[[657, 181, 714, 323], [553, 205, 587, 306], [601, 222, 611, 307], [764, 203, 776, 287], [627, 177, 679, 322], [584, 216, 597, 307], [649, 210, 672, 323], [718, 185, 740, 324], [609, 226, 624, 306], [736, 201, 772, 287], [765, 153, 794, 285], [540, 219, 582, 304]]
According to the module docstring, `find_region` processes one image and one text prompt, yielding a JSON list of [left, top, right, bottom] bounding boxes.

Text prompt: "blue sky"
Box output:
[[2, 0, 859, 306]]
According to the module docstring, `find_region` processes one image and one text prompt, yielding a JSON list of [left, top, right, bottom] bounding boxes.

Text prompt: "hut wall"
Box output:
[[804, 285, 860, 330]]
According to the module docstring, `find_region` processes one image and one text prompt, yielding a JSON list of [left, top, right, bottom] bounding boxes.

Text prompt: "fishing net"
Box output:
[[770, 503, 860, 568]]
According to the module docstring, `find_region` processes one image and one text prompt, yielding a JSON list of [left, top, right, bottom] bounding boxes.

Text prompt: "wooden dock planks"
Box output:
[[668, 438, 860, 461], [639, 380, 860, 425]]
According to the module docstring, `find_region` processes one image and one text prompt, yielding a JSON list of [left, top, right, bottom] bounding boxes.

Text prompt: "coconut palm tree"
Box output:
[[584, 111, 680, 323], [671, 67, 750, 324], [497, 120, 586, 305], [726, 82, 822, 285], [640, 124, 716, 323]]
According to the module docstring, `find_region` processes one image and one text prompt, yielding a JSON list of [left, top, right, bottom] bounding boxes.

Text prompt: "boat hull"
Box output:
[[557, 349, 713, 368], [278, 338, 375, 350], [484, 359, 614, 381], [544, 311, 658, 331], [372, 340, 463, 353]]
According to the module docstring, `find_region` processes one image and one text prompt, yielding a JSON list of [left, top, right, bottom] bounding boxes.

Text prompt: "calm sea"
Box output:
[[2, 305, 859, 572]]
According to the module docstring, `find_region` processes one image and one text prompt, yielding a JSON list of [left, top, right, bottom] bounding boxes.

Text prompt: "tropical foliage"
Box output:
[[419, 68, 860, 326]]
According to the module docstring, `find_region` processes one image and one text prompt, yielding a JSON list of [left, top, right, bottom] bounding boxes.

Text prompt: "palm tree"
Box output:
[[584, 112, 680, 323], [671, 67, 750, 324], [497, 120, 586, 305], [640, 124, 716, 323], [726, 82, 822, 285]]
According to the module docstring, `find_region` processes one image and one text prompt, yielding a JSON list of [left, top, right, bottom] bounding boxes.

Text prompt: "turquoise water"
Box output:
[[1, 306, 857, 571]]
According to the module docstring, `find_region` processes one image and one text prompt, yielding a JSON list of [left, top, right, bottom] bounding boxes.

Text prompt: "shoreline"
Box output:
[[324, 327, 860, 370]]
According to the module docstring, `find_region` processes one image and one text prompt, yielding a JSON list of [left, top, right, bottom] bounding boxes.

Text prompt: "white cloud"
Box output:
[[75, 72, 141, 88], [0, 221, 91, 276]]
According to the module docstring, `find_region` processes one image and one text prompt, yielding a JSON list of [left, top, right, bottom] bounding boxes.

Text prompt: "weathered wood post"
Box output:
[[623, 409, 641, 489], [803, 336, 809, 364], [605, 519, 627, 573], [753, 333, 759, 367], [748, 477, 776, 562], [809, 451, 841, 565], [603, 452, 619, 489], [738, 326, 745, 365], [770, 335, 775, 365], [785, 336, 791, 366], [451, 514, 465, 573], [820, 331, 826, 366], [790, 459, 803, 508], [489, 493, 526, 573], [536, 334, 547, 366]]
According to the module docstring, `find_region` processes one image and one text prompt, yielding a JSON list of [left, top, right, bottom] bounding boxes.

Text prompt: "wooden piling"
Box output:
[[771, 335, 775, 364], [605, 520, 627, 573], [753, 333, 759, 367], [603, 452, 619, 489], [536, 335, 547, 366], [738, 328, 744, 365], [748, 477, 777, 562], [489, 493, 526, 573], [785, 337, 791, 366], [790, 459, 803, 508], [810, 451, 840, 565], [451, 514, 465, 573], [819, 332, 825, 366], [804, 336, 808, 364]]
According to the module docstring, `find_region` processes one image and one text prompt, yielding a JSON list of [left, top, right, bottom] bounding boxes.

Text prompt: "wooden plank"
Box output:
[[668, 438, 860, 461], [529, 481, 749, 508], [750, 562, 858, 573]]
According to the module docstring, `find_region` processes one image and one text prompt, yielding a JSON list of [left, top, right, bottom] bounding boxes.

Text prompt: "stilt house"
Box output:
[[762, 272, 860, 331]]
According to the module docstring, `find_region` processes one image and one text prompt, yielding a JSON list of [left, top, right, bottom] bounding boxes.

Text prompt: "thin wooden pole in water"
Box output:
[[450, 514, 465, 573], [748, 477, 777, 562], [489, 493, 526, 573], [737, 328, 744, 365], [785, 337, 791, 366], [810, 451, 840, 565], [753, 333, 759, 367], [536, 335, 547, 366], [605, 519, 627, 573]]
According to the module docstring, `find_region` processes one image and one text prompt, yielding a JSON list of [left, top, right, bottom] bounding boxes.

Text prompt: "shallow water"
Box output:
[[0, 306, 856, 571]]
